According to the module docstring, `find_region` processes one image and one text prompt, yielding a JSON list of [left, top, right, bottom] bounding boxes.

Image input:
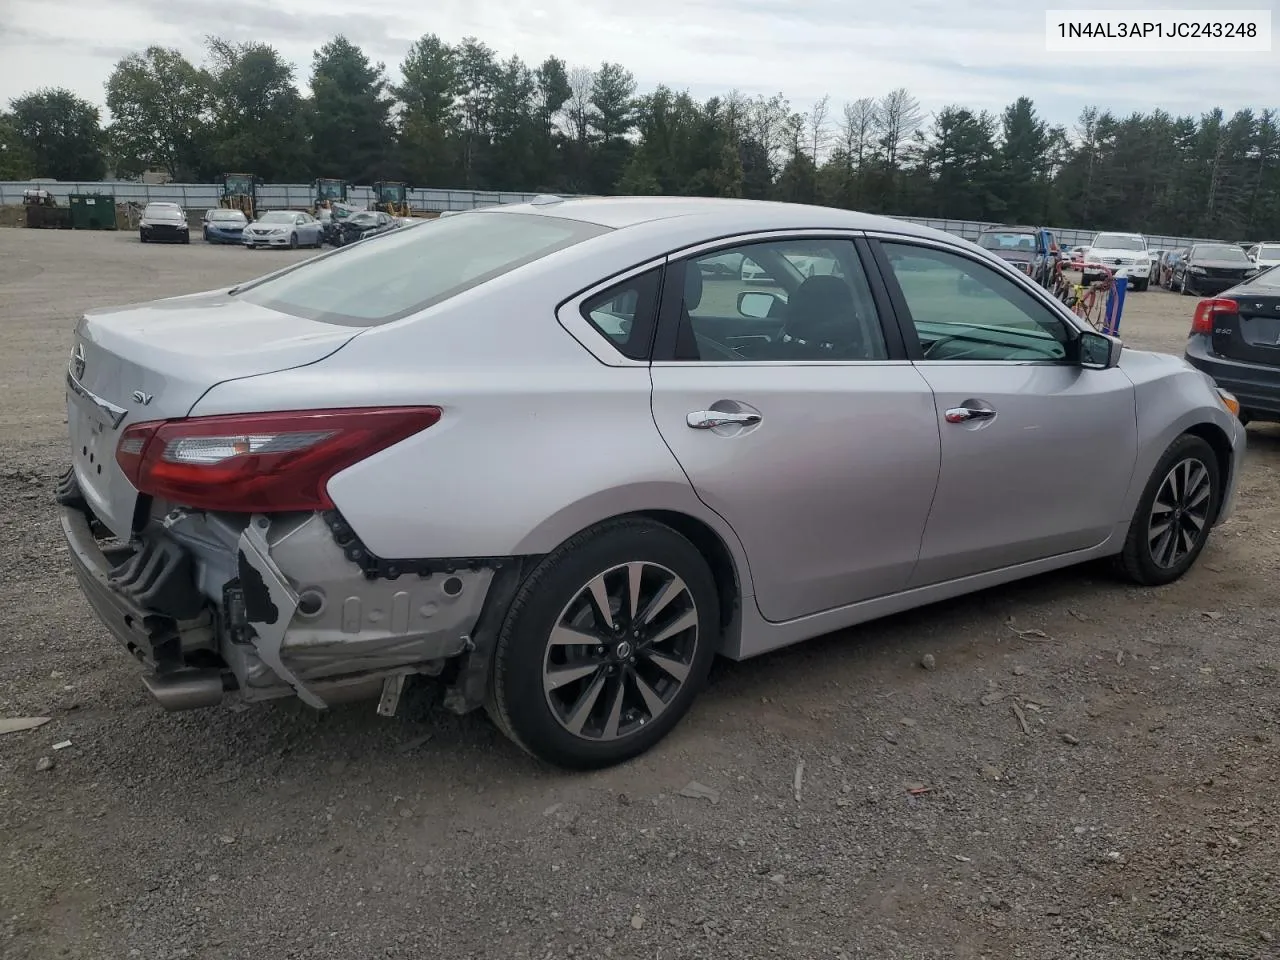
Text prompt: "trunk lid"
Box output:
[[67, 289, 359, 537], [1210, 288, 1280, 367]]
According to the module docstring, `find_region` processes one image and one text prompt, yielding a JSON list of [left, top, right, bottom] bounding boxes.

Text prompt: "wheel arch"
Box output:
[[631, 509, 744, 653], [1183, 421, 1234, 524], [513, 500, 752, 659]]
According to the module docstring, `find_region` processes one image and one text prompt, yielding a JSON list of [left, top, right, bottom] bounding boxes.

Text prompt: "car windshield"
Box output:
[[1258, 244, 1280, 259], [1194, 244, 1249, 262], [978, 232, 1038, 252], [235, 211, 609, 327], [350, 213, 378, 225], [144, 204, 180, 217], [210, 210, 246, 223], [258, 211, 298, 224], [1092, 235, 1145, 251]]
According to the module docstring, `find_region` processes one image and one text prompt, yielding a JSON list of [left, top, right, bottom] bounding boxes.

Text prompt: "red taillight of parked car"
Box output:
[[1190, 297, 1237, 336], [116, 407, 442, 513]]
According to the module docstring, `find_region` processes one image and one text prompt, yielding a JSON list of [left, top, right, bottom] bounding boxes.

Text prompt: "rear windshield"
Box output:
[[235, 211, 609, 326], [1258, 244, 1280, 259], [1250, 264, 1280, 287]]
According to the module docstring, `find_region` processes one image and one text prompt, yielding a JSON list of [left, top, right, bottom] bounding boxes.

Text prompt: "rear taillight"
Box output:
[[116, 407, 441, 513], [1191, 297, 1237, 336]]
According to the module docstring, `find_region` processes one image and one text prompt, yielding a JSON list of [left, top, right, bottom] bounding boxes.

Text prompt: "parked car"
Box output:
[[243, 210, 324, 249], [202, 208, 249, 245], [1083, 232, 1151, 290], [138, 202, 189, 244], [1159, 249, 1183, 289], [318, 202, 360, 246], [975, 225, 1060, 286], [1245, 241, 1280, 274], [1171, 242, 1255, 296], [58, 197, 1245, 769], [1184, 264, 1280, 424], [331, 210, 399, 246]]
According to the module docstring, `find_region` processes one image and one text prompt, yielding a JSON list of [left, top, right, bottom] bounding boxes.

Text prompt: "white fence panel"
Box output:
[[0, 180, 1233, 248]]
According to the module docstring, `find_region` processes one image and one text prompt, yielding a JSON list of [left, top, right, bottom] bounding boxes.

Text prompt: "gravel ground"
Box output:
[[2, 229, 1278, 960]]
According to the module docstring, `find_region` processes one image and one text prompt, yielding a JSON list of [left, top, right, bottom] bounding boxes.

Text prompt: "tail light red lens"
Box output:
[[1191, 297, 1237, 336], [115, 407, 441, 513]]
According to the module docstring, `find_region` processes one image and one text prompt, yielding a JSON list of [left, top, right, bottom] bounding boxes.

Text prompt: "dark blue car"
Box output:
[[202, 208, 249, 245]]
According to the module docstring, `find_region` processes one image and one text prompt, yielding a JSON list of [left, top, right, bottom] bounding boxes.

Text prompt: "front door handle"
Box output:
[[944, 406, 996, 424], [687, 410, 762, 429]]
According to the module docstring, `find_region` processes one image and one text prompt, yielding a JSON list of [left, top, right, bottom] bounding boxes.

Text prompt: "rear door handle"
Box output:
[[687, 410, 762, 429], [944, 406, 996, 424]]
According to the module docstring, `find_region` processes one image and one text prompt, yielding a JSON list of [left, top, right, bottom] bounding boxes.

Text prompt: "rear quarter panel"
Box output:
[[188, 244, 757, 599]]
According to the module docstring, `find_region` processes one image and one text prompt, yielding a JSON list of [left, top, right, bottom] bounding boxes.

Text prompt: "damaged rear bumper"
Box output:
[[58, 469, 507, 713]]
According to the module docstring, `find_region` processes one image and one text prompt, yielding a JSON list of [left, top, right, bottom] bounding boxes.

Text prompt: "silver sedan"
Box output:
[[59, 197, 1245, 769]]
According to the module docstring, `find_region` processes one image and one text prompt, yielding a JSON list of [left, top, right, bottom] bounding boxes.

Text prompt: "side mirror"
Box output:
[[1079, 330, 1123, 369], [956, 273, 985, 296], [737, 291, 783, 319]]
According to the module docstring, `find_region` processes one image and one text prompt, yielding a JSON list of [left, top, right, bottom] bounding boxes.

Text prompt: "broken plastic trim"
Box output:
[[322, 509, 509, 581]]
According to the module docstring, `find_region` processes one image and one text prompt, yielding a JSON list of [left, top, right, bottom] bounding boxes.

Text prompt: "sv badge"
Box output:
[[130, 390, 154, 406]]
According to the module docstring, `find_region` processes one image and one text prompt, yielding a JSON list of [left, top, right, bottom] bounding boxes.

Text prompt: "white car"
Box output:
[[1246, 241, 1280, 273], [58, 196, 1245, 769], [1083, 232, 1151, 291], [243, 210, 324, 249]]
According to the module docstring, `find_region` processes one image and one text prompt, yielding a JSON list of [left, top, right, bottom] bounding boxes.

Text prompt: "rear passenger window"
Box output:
[[581, 268, 663, 360]]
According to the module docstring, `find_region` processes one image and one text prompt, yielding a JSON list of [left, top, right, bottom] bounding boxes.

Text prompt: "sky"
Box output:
[[1, 0, 1277, 130]]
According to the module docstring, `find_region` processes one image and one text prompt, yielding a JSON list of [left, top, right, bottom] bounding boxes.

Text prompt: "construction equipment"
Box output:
[[219, 173, 257, 220], [314, 178, 348, 216], [371, 181, 411, 217], [23, 188, 72, 229]]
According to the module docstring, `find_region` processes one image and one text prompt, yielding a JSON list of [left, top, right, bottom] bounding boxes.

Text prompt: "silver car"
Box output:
[[242, 209, 324, 249], [59, 197, 1245, 769]]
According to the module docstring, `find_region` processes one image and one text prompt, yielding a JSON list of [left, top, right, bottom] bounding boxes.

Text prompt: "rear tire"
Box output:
[[289, 232, 299, 250], [487, 518, 720, 770], [1115, 434, 1221, 586]]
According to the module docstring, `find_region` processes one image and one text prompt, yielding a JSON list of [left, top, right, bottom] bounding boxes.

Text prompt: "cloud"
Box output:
[[2, 0, 1277, 131]]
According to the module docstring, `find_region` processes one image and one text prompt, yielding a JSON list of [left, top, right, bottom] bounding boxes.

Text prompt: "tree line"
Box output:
[[2, 34, 1278, 240]]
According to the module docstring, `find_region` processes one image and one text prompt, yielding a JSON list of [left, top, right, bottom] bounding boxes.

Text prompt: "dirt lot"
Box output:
[[1, 229, 1278, 960]]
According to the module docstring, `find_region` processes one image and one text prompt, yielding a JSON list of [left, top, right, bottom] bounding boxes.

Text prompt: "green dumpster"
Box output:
[[68, 193, 119, 230]]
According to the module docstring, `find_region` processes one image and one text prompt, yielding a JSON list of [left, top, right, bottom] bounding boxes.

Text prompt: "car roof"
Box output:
[[980, 224, 1041, 232], [476, 196, 961, 245]]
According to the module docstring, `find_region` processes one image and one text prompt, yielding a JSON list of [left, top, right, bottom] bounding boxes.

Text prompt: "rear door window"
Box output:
[[235, 212, 610, 326]]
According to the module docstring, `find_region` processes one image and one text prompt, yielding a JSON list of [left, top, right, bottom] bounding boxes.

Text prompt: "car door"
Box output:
[[649, 234, 942, 623], [868, 236, 1138, 586]]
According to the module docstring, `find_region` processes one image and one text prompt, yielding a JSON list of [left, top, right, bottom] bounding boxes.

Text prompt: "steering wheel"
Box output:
[[922, 334, 967, 359], [695, 332, 746, 361]]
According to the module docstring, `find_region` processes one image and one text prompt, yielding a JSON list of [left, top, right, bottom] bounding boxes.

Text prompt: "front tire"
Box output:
[[1180, 274, 1193, 296], [1115, 434, 1221, 586], [487, 518, 720, 770]]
